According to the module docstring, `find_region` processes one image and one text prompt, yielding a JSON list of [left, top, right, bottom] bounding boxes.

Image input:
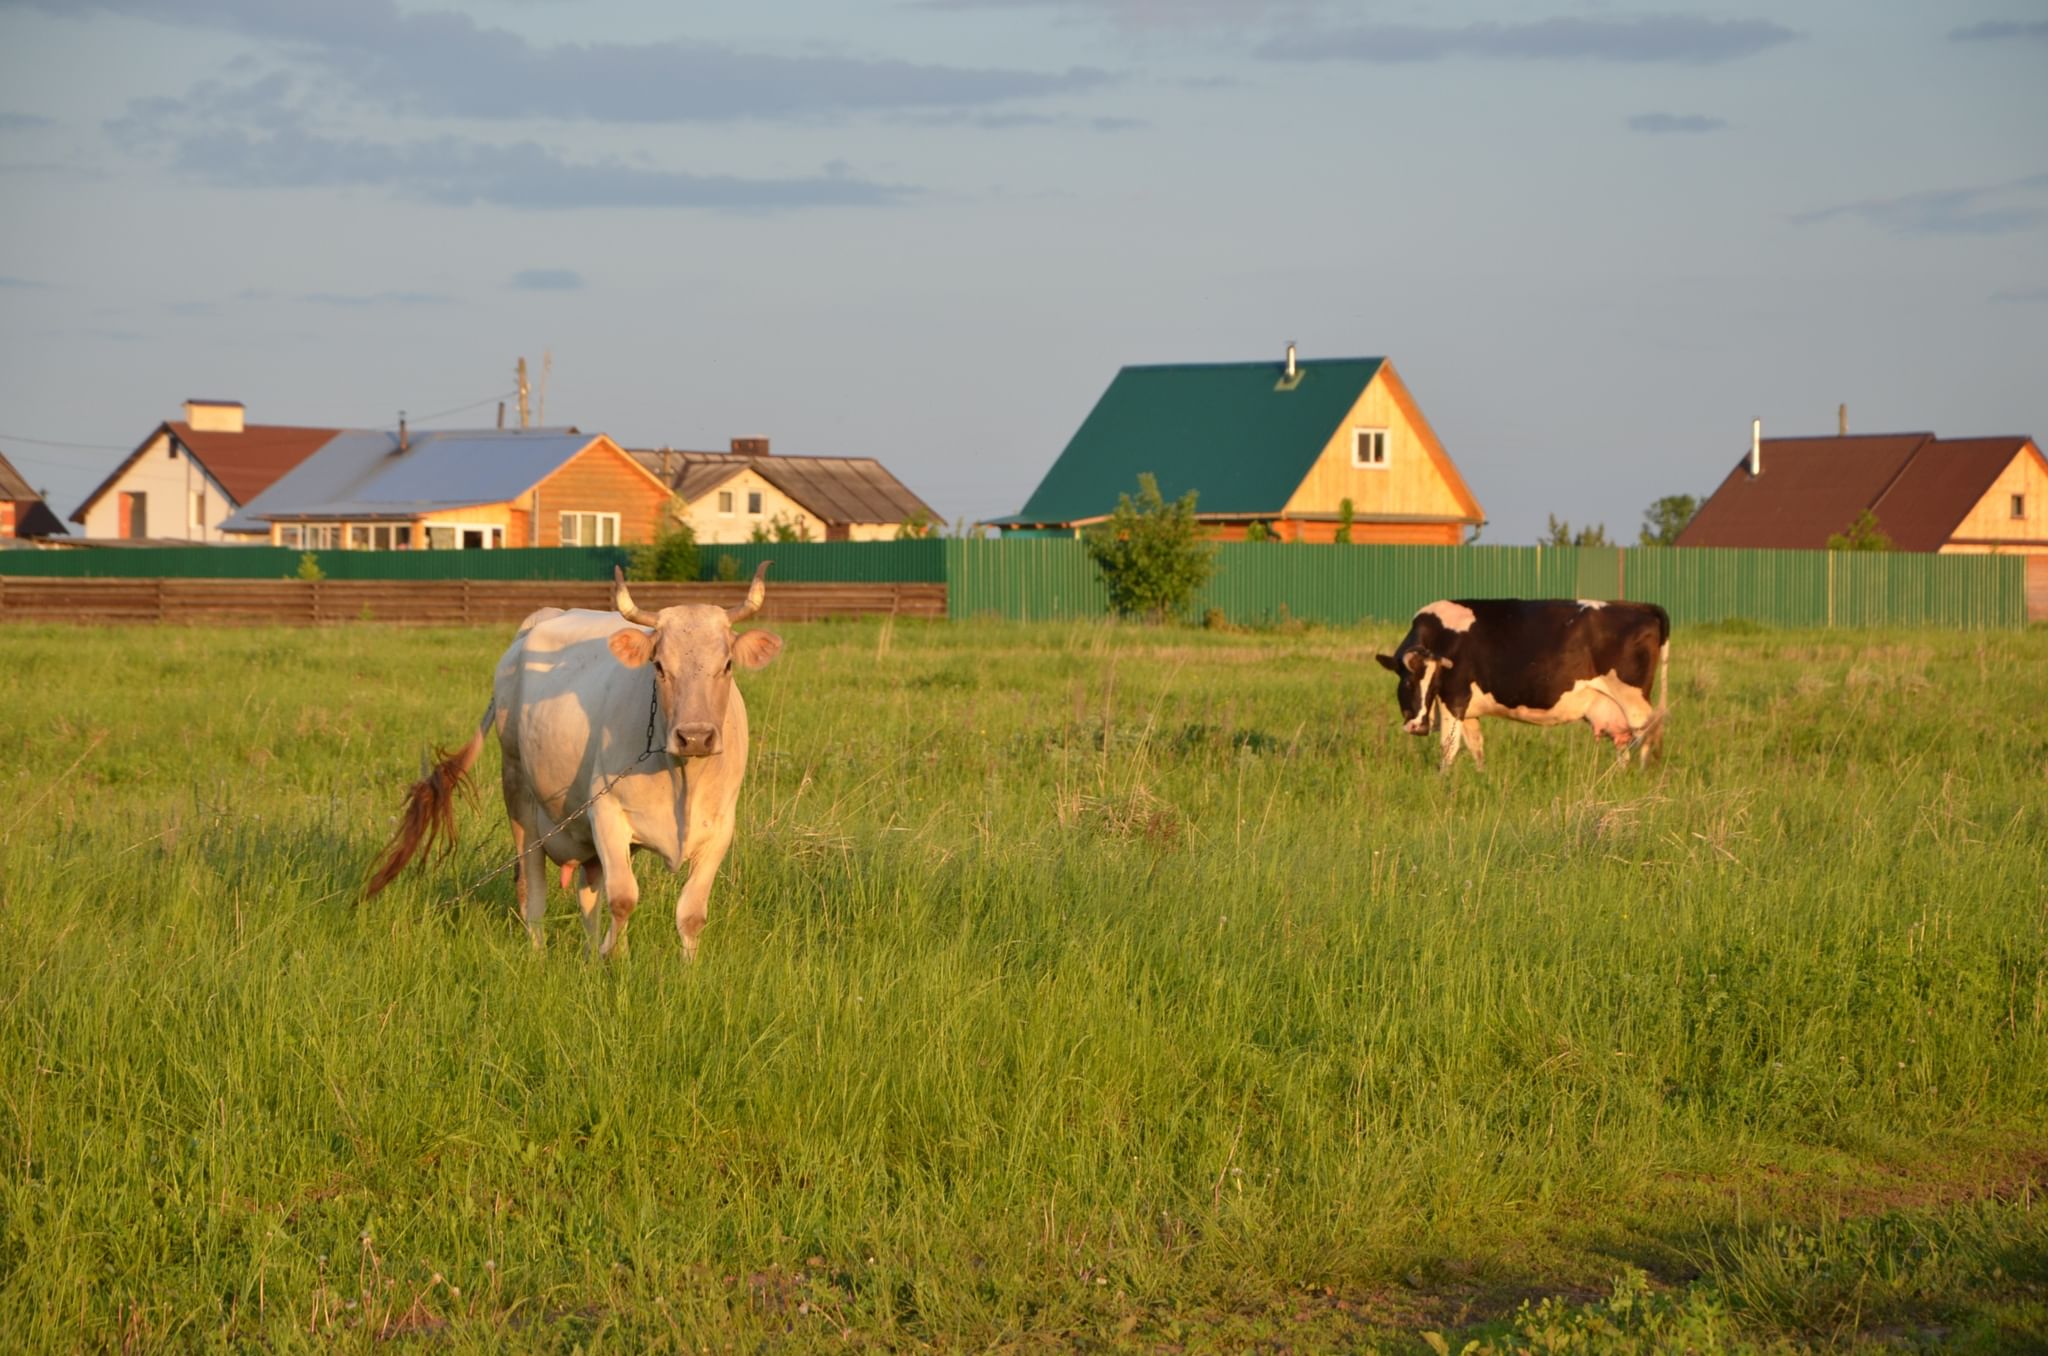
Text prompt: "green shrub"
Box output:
[[295, 552, 325, 582], [628, 495, 700, 581], [1082, 473, 1215, 623]]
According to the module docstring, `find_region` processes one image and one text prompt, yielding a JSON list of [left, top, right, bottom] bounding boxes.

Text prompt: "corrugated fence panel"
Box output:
[[944, 538, 1108, 620], [698, 540, 948, 584], [1623, 547, 1830, 628], [0, 546, 305, 578], [1195, 544, 1565, 625]]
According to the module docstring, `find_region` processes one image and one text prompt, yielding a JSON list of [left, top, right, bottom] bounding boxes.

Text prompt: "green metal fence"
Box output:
[[2, 539, 2027, 628]]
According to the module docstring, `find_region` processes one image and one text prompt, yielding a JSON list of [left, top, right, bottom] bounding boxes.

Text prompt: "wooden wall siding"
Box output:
[[0, 500, 14, 537], [1282, 365, 1476, 524], [1941, 444, 2048, 552], [530, 440, 676, 547], [2027, 556, 2048, 622], [0, 577, 945, 626]]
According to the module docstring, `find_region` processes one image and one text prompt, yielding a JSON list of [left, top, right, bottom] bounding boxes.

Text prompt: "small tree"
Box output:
[[1334, 497, 1355, 545], [894, 509, 937, 540], [1542, 514, 1612, 548], [1637, 494, 1699, 547], [629, 495, 700, 581], [295, 551, 325, 582], [1084, 473, 1215, 623], [1826, 509, 1895, 552], [1243, 520, 1274, 543]]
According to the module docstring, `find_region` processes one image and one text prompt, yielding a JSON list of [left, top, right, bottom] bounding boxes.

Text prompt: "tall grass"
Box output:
[[0, 620, 2042, 1349]]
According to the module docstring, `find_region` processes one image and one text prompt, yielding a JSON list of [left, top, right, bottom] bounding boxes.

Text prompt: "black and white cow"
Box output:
[[1375, 599, 1670, 770]]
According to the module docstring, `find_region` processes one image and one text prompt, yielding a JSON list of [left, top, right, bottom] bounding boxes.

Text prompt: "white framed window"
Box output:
[[747, 491, 763, 516], [423, 523, 502, 549], [559, 511, 620, 546], [1353, 428, 1389, 468], [2012, 494, 2027, 520], [349, 524, 373, 550], [297, 523, 340, 550], [718, 491, 735, 516], [279, 524, 301, 548]]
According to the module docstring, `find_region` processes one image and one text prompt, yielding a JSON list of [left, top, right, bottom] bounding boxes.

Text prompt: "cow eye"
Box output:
[[652, 659, 664, 676]]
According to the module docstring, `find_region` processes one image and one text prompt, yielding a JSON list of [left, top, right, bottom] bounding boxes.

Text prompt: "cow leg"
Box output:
[[1436, 704, 1465, 773], [517, 830, 548, 950], [675, 819, 737, 961], [591, 805, 641, 961], [1461, 718, 1485, 770], [575, 857, 605, 957]]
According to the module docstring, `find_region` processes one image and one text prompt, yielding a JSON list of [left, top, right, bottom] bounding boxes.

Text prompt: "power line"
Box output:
[[0, 431, 131, 452], [409, 390, 519, 426]]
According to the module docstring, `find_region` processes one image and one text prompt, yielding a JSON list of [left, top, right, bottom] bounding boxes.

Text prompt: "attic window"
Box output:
[[2013, 494, 2027, 520], [1353, 428, 1389, 469]]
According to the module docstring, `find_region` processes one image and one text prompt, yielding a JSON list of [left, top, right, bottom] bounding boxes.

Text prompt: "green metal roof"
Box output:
[[999, 357, 1384, 526]]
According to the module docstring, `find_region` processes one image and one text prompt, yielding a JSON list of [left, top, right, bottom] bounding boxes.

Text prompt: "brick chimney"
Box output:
[[183, 399, 245, 433], [731, 437, 770, 458]]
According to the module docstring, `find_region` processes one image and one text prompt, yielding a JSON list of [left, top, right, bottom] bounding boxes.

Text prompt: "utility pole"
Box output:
[[516, 357, 530, 430]]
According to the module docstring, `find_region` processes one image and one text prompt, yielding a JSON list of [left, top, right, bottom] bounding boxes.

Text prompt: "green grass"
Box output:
[[1, 618, 2043, 1351]]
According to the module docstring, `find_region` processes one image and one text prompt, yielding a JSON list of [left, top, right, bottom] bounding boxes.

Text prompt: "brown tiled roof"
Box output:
[[630, 449, 935, 526], [1674, 432, 2038, 549], [1872, 437, 2037, 550], [0, 450, 37, 501], [72, 420, 341, 522]]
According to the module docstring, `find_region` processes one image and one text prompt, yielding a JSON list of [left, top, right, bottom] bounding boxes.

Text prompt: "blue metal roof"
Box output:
[[223, 428, 596, 529]]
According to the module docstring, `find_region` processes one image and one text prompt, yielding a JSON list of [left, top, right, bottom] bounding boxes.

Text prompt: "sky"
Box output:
[[0, 0, 2042, 544]]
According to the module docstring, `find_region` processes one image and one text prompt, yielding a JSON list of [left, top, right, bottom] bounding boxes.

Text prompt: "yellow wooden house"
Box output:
[[994, 348, 1484, 543]]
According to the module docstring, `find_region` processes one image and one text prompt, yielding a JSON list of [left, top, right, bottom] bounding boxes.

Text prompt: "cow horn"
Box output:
[[612, 566, 660, 626], [727, 560, 771, 622]]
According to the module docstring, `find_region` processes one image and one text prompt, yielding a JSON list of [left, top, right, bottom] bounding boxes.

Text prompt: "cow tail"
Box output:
[[362, 704, 493, 899]]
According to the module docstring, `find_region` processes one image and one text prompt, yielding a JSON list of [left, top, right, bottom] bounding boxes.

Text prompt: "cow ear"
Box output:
[[732, 628, 783, 671], [608, 628, 654, 668], [1437, 656, 1454, 669], [1374, 652, 1400, 673]]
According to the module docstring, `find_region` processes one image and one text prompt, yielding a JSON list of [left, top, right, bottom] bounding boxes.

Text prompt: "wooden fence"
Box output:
[[0, 577, 946, 626]]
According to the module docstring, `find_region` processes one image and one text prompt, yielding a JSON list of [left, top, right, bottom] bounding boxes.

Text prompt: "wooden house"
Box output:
[[1, 450, 67, 540], [223, 427, 675, 549], [1678, 429, 2048, 553], [994, 348, 1484, 543], [630, 438, 938, 543], [69, 400, 339, 542]]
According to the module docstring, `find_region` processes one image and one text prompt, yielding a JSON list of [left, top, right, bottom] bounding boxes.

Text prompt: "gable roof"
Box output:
[[1677, 432, 2039, 550], [0, 450, 68, 537], [70, 420, 340, 523], [221, 428, 626, 529], [998, 356, 1481, 527], [630, 449, 936, 525], [0, 450, 38, 501]]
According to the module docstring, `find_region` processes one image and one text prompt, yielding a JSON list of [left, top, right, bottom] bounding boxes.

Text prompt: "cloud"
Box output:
[[1628, 112, 1727, 134], [1790, 173, 2048, 237], [0, 275, 48, 289], [1258, 15, 1798, 64], [510, 268, 583, 291], [28, 0, 1112, 122], [1949, 20, 2048, 43], [299, 290, 454, 306], [0, 112, 55, 132], [157, 123, 912, 210], [1990, 285, 2048, 304]]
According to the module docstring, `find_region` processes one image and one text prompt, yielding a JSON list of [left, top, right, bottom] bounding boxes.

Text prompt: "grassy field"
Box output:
[[1, 616, 2043, 1352]]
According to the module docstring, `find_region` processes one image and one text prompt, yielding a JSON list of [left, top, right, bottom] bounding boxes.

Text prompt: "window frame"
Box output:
[[2012, 493, 2027, 520], [559, 510, 620, 547], [747, 491, 763, 516], [718, 491, 735, 516], [1352, 427, 1390, 470]]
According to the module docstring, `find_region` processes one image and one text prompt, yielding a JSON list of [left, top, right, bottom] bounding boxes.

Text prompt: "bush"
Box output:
[[1826, 509, 1894, 552], [714, 553, 742, 582], [1083, 473, 1215, 623], [629, 496, 700, 582], [295, 552, 325, 582]]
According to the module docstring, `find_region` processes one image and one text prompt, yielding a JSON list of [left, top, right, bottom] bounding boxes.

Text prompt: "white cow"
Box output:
[[366, 564, 782, 958]]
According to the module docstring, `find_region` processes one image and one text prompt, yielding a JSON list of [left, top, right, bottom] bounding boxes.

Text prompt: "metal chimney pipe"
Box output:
[[1838, 403, 1847, 436], [1285, 342, 1297, 380], [399, 411, 408, 452], [1749, 418, 1761, 477]]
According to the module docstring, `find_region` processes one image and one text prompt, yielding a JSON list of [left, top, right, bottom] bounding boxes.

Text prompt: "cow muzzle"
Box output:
[[1403, 715, 1431, 735], [669, 723, 721, 758]]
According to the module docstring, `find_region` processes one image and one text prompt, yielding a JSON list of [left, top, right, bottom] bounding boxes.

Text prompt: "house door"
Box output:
[[119, 491, 148, 539], [461, 529, 486, 549]]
